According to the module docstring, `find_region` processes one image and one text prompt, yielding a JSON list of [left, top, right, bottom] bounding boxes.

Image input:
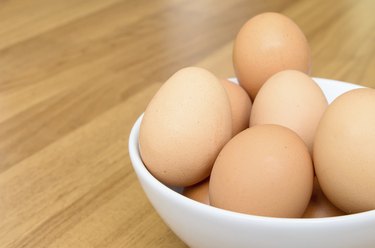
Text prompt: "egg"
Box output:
[[302, 177, 345, 218], [209, 124, 314, 218], [139, 67, 232, 187], [314, 88, 375, 214], [183, 178, 210, 205], [221, 79, 252, 136], [249, 70, 327, 153], [233, 12, 311, 100]]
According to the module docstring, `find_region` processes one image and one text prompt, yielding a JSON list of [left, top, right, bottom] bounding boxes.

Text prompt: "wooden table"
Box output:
[[0, 0, 374, 247]]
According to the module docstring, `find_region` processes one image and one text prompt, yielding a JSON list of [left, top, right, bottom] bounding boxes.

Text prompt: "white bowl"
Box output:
[[128, 78, 375, 248]]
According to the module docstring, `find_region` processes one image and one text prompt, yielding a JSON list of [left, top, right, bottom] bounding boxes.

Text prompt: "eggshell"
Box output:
[[314, 88, 375, 214], [139, 67, 232, 187], [249, 70, 327, 153], [233, 12, 311, 100], [221, 79, 252, 136], [183, 178, 210, 205], [302, 177, 345, 218], [209, 124, 314, 218]]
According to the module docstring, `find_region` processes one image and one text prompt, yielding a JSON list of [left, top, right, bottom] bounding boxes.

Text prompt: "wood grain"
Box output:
[[0, 0, 373, 247]]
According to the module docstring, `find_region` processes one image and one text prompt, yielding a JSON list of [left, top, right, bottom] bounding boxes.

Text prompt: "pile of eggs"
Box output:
[[139, 12, 375, 218]]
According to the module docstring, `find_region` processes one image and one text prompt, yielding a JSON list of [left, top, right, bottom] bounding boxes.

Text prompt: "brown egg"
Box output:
[[303, 177, 345, 218], [221, 79, 252, 136], [209, 125, 313, 218], [139, 67, 232, 187], [314, 88, 375, 214], [233, 12, 311, 100], [183, 178, 210, 205], [249, 70, 327, 153]]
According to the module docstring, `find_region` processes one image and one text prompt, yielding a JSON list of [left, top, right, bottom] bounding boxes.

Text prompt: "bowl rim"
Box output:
[[129, 77, 375, 225]]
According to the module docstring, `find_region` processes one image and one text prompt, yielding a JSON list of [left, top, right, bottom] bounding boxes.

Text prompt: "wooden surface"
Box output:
[[0, 0, 374, 247]]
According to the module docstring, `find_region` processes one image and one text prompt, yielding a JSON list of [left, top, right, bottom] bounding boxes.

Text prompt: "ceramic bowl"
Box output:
[[128, 78, 375, 248]]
